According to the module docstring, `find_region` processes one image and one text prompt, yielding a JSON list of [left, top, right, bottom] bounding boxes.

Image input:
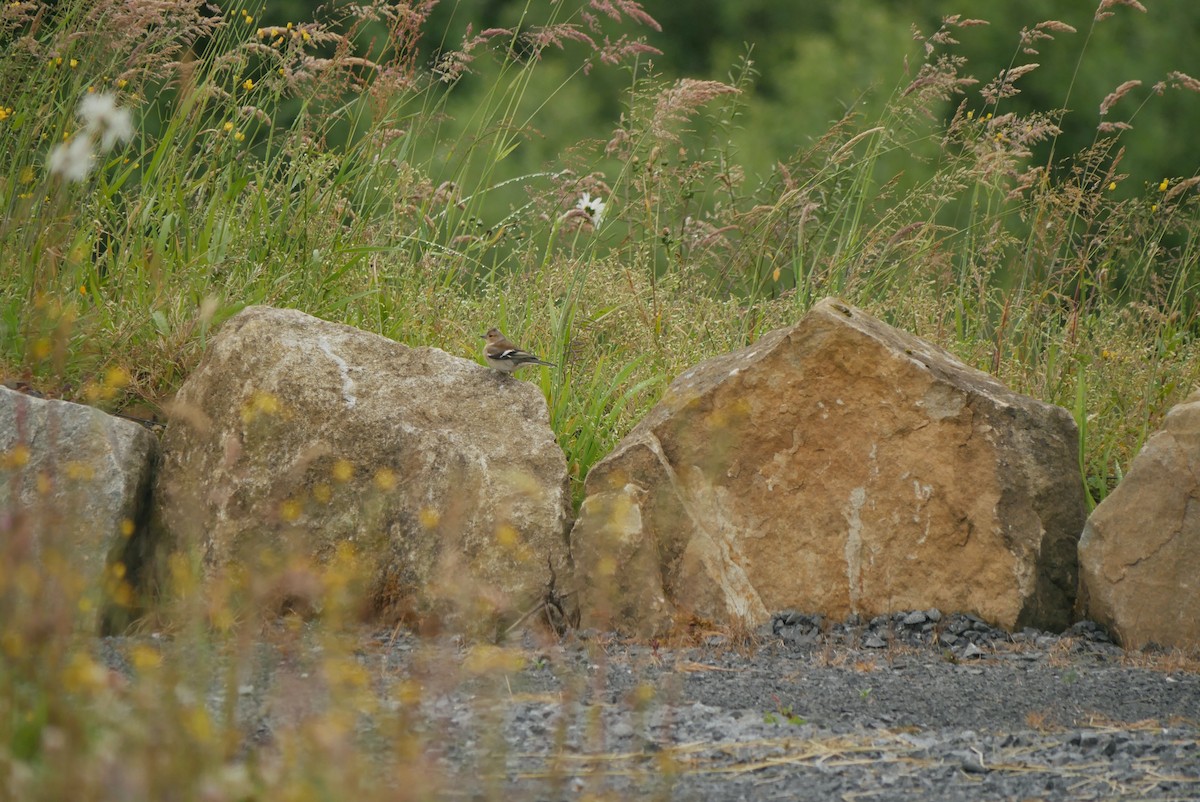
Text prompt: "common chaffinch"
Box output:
[[481, 327, 557, 374]]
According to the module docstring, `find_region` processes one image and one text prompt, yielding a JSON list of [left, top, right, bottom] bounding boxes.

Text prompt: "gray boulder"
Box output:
[[153, 306, 571, 631], [0, 384, 157, 630]]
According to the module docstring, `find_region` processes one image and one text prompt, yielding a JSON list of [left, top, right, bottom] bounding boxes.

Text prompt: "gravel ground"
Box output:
[[101, 611, 1200, 801]]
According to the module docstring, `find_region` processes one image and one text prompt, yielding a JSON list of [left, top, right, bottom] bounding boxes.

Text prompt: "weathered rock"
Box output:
[[571, 298, 1085, 636], [1078, 389, 1200, 650], [153, 306, 571, 628], [0, 385, 158, 627]]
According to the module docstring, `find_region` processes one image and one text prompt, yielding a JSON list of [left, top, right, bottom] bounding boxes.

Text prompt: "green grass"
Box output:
[[1, 1, 1199, 799]]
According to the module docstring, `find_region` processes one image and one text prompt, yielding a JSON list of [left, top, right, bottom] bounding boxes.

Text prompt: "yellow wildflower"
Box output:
[[242, 78, 254, 91], [1158, 178, 1169, 192], [2, 444, 31, 469], [280, 498, 302, 522], [374, 468, 396, 491], [104, 365, 128, 388], [62, 652, 108, 694], [331, 459, 354, 482], [130, 645, 163, 671]]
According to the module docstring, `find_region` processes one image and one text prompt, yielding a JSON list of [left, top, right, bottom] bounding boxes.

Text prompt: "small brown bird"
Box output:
[[481, 327, 557, 374]]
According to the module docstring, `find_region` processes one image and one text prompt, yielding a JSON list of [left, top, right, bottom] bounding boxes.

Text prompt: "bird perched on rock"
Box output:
[[481, 327, 557, 374]]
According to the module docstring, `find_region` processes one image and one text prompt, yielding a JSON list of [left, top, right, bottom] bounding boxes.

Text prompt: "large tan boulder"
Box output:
[[1078, 390, 1200, 650], [571, 298, 1086, 636], [153, 307, 570, 628], [0, 384, 157, 629]]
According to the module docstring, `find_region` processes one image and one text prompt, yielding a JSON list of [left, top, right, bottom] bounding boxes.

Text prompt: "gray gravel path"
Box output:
[[100, 612, 1200, 801]]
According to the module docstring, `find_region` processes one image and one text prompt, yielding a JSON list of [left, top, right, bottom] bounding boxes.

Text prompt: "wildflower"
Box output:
[[331, 459, 354, 482], [242, 78, 254, 91], [62, 651, 108, 694], [78, 93, 134, 150], [1158, 178, 1169, 191], [1108, 181, 1117, 191], [223, 121, 234, 132], [69, 58, 78, 69], [233, 131, 245, 142], [116, 78, 127, 89], [576, 191, 606, 228], [280, 498, 302, 522], [47, 135, 94, 182], [374, 468, 396, 491], [1151, 203, 1158, 213], [104, 366, 128, 388], [2, 444, 31, 469], [0, 106, 11, 121], [130, 645, 162, 671]]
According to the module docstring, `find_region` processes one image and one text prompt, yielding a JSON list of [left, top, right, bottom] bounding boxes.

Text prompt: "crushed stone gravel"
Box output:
[[98, 612, 1200, 801]]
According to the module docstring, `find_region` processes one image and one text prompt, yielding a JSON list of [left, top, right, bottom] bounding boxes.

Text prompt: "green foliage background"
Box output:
[[266, 0, 1198, 192]]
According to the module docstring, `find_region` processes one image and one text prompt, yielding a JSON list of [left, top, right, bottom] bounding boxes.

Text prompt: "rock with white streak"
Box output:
[[570, 298, 1085, 636]]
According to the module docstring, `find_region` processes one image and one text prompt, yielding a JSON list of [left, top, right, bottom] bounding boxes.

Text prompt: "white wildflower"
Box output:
[[47, 136, 94, 183], [77, 92, 133, 151], [575, 192, 606, 229]]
